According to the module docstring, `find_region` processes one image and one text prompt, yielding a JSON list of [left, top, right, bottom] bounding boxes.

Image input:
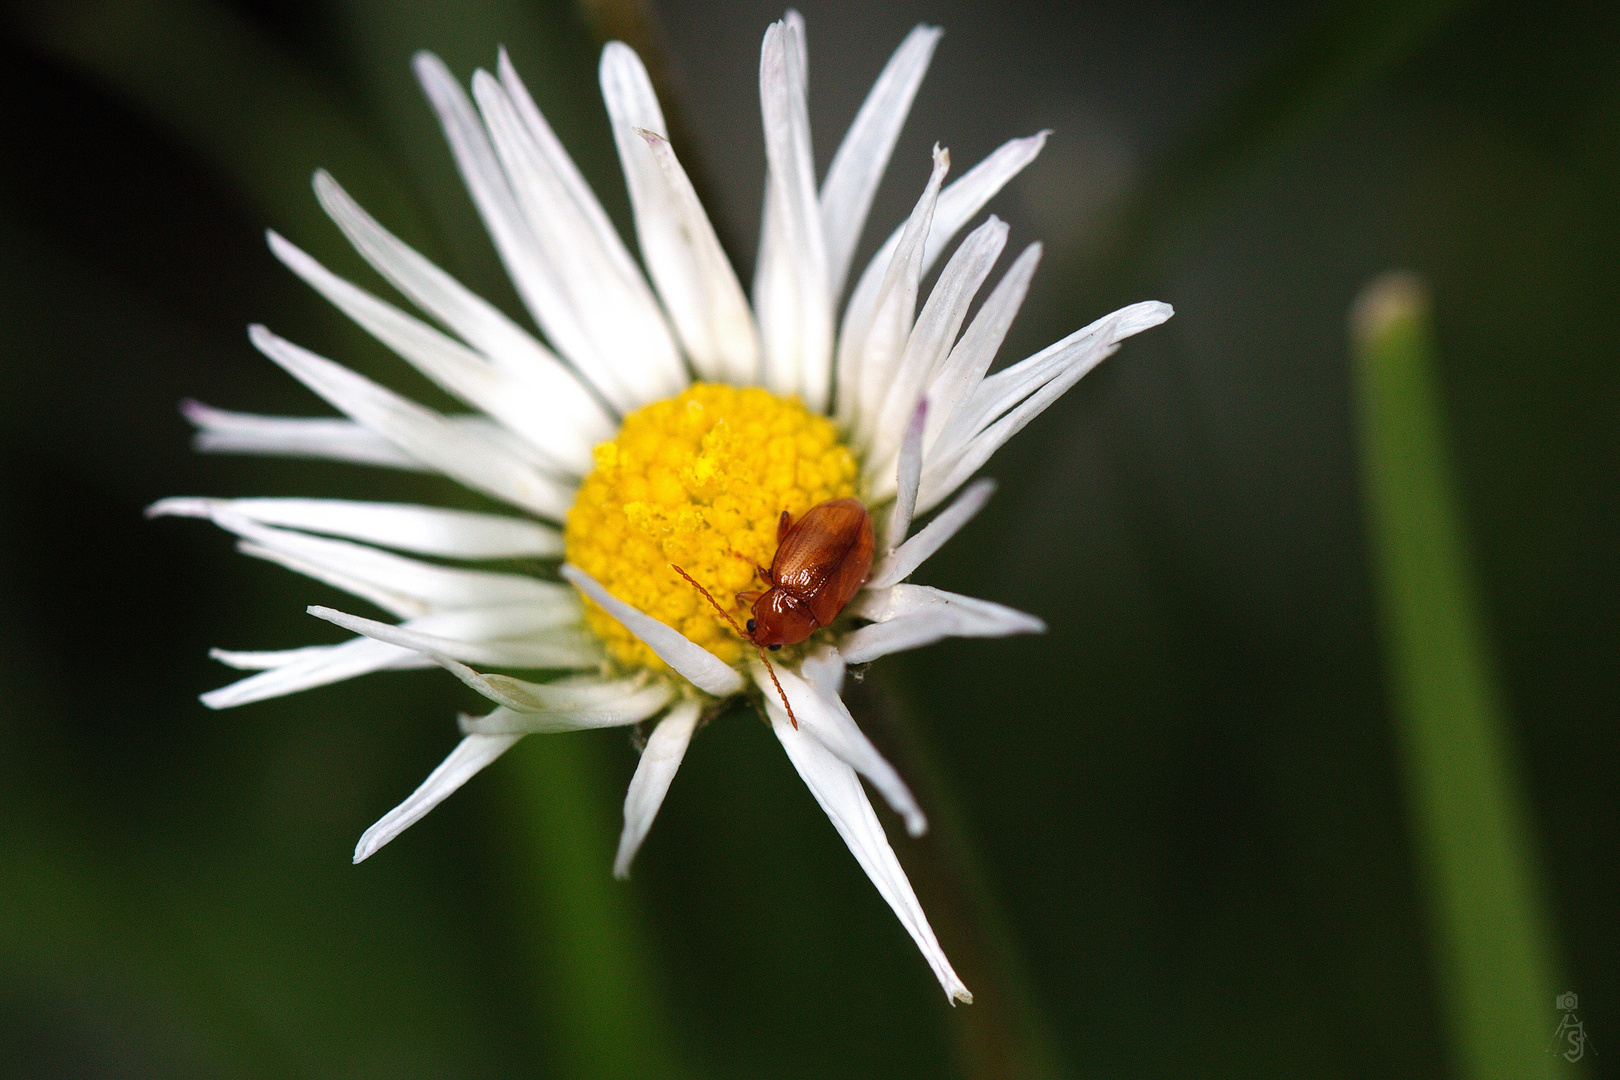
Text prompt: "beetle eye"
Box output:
[[745, 618, 756, 634], [768, 643, 781, 652]]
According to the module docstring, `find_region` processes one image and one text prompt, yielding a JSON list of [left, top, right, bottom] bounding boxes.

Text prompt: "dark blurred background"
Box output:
[[0, 0, 1614, 1076]]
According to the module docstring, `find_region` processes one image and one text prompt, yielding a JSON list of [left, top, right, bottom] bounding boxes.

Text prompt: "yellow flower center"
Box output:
[[565, 383, 859, 671]]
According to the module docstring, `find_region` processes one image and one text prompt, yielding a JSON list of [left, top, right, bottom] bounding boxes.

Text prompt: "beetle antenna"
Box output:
[[669, 563, 798, 729]]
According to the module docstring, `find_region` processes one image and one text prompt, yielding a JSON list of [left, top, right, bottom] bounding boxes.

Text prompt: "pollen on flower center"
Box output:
[[565, 383, 859, 670]]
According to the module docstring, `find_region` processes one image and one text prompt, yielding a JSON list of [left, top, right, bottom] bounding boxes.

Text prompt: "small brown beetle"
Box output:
[[672, 497, 875, 727]]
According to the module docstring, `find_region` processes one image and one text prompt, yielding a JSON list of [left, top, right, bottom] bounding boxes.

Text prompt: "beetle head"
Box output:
[[748, 590, 818, 648]]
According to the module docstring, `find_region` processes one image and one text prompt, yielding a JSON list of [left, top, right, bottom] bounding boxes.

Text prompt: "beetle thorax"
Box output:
[[565, 384, 860, 670]]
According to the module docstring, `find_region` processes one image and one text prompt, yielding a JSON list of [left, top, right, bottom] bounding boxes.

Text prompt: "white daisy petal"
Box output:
[[446, 669, 674, 729], [922, 131, 1049, 271], [613, 698, 703, 879], [168, 505, 570, 614], [474, 67, 686, 407], [867, 478, 995, 590], [559, 565, 745, 698], [769, 708, 969, 1003], [838, 131, 1047, 429], [182, 399, 560, 474], [756, 14, 833, 410], [945, 300, 1175, 452], [920, 301, 1174, 511], [841, 145, 949, 445], [497, 47, 667, 320], [840, 584, 1044, 664], [883, 397, 928, 554], [634, 126, 761, 385], [751, 657, 926, 837], [202, 637, 429, 709], [209, 644, 359, 671], [820, 24, 942, 301], [923, 243, 1041, 453], [148, 497, 560, 560], [268, 230, 596, 474], [867, 216, 1007, 482], [354, 732, 524, 863], [309, 605, 601, 669], [234, 539, 426, 620], [311, 170, 614, 464], [248, 324, 574, 519], [600, 44, 759, 385], [457, 695, 670, 736], [799, 641, 847, 700], [202, 604, 562, 708], [183, 399, 424, 469], [414, 52, 630, 409]]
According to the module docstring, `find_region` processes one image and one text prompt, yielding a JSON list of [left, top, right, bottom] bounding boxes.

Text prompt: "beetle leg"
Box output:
[[735, 589, 762, 606], [777, 509, 793, 543]]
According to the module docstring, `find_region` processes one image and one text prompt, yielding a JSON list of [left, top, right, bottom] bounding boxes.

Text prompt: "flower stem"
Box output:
[[1351, 273, 1569, 1080], [500, 734, 693, 1080], [846, 673, 1069, 1080]]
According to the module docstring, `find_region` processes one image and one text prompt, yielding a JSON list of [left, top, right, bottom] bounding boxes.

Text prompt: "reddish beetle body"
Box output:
[[669, 497, 873, 728], [740, 498, 875, 649]]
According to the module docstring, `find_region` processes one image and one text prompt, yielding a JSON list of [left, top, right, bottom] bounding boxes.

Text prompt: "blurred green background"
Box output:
[[0, 0, 1614, 1076]]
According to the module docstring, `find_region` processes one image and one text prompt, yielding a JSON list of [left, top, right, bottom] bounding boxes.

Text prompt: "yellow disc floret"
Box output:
[[565, 383, 859, 671]]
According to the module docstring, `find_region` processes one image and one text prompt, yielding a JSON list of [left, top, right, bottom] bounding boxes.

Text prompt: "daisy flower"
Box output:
[[152, 13, 1171, 1004]]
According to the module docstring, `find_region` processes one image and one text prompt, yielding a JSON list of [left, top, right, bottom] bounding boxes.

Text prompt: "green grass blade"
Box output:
[[1352, 272, 1573, 1080]]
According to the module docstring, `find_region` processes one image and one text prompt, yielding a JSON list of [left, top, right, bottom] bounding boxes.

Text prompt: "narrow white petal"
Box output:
[[175, 504, 571, 613], [248, 324, 575, 519], [183, 400, 424, 469], [942, 300, 1174, 454], [474, 67, 685, 407], [309, 605, 601, 669], [883, 397, 928, 554], [840, 146, 949, 446], [311, 170, 614, 465], [354, 733, 523, 863], [751, 657, 925, 837], [182, 400, 552, 474], [600, 42, 752, 382], [498, 47, 662, 316], [446, 667, 674, 729], [755, 15, 832, 410], [770, 710, 969, 1003], [866, 216, 1006, 479], [867, 479, 995, 590], [629, 126, 760, 384], [560, 564, 745, 698], [458, 695, 671, 735], [838, 132, 1047, 428], [202, 605, 572, 708], [820, 24, 942, 300], [921, 301, 1173, 512], [268, 230, 596, 474], [923, 243, 1041, 454], [414, 52, 630, 410], [201, 637, 426, 709], [799, 640, 846, 700], [149, 497, 560, 560], [234, 539, 425, 619], [613, 699, 702, 878], [209, 644, 355, 670], [840, 584, 1045, 664]]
